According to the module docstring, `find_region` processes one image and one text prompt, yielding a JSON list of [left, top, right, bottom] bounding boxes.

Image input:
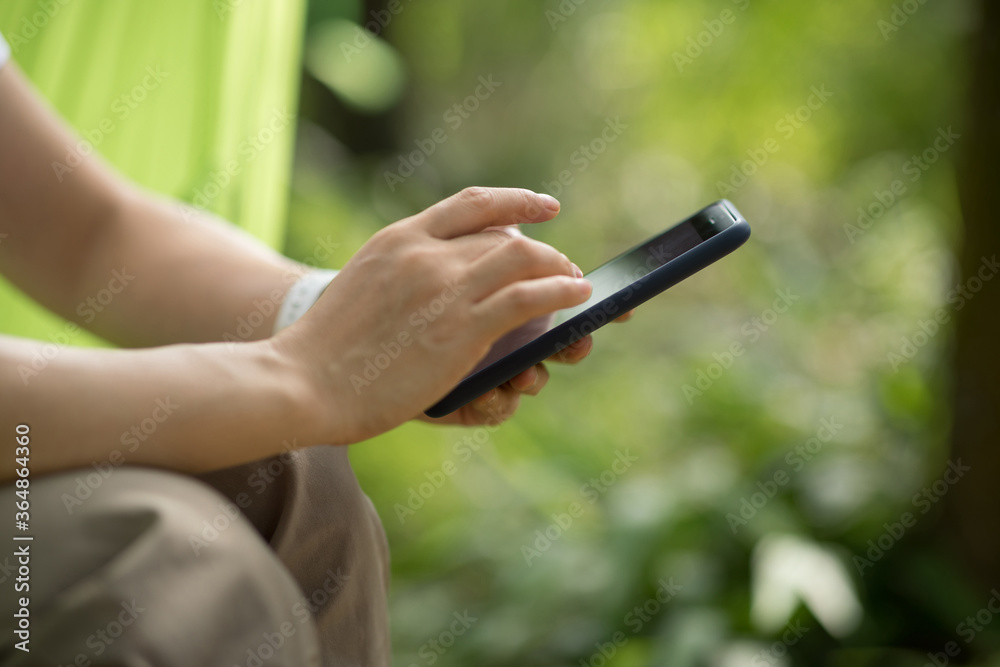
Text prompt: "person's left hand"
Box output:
[[418, 308, 634, 427]]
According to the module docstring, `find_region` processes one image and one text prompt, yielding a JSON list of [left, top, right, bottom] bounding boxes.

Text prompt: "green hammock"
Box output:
[[0, 0, 306, 344]]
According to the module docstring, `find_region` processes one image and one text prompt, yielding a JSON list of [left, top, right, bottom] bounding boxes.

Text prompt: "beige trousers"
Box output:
[[0, 445, 391, 667]]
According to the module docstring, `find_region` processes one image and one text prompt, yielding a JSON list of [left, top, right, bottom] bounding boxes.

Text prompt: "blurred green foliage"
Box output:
[[286, 0, 991, 664]]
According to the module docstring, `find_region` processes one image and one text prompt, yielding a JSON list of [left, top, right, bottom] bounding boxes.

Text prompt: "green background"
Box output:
[[296, 1, 987, 665], [4, 0, 993, 665]]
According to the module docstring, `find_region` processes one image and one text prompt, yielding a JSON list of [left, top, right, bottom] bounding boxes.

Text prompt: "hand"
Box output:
[[271, 187, 593, 444], [422, 309, 635, 427]]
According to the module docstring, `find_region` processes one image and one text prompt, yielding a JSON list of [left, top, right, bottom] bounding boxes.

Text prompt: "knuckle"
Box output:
[[484, 228, 517, 251], [506, 235, 537, 261], [517, 189, 543, 218], [458, 186, 494, 211], [399, 244, 440, 274], [367, 225, 393, 248], [509, 237, 560, 268], [488, 224, 521, 241], [370, 221, 412, 251], [505, 282, 539, 311], [555, 252, 574, 275]]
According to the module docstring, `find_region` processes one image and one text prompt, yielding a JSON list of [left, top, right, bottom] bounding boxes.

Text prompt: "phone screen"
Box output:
[[554, 220, 705, 324], [467, 206, 735, 374]]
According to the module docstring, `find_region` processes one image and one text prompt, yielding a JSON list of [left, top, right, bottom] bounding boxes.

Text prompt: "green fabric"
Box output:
[[0, 0, 306, 343]]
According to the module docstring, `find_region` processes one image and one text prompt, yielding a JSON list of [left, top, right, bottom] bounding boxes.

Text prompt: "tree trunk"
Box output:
[[945, 0, 1000, 590]]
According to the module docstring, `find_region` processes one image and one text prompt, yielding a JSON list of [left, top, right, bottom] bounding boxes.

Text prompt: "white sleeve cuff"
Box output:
[[273, 269, 338, 334], [0, 32, 10, 69]]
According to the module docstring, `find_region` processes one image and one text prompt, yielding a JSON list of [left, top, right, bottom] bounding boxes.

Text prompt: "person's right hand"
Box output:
[[271, 187, 593, 445]]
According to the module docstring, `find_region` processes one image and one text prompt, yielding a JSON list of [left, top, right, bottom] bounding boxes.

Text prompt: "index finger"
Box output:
[[419, 187, 561, 239]]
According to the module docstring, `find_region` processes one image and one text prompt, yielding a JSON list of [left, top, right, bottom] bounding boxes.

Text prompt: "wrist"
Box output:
[[258, 332, 348, 446], [241, 338, 331, 449]]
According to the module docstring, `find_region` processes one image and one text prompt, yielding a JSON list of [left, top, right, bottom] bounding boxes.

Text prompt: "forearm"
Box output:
[[0, 62, 312, 347], [0, 334, 323, 482], [69, 186, 309, 347]]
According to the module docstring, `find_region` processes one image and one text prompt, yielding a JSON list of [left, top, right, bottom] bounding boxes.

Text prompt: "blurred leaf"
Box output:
[[305, 19, 406, 113]]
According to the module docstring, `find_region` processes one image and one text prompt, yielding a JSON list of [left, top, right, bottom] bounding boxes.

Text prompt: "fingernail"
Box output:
[[572, 263, 583, 278], [537, 194, 560, 211], [575, 278, 592, 294]]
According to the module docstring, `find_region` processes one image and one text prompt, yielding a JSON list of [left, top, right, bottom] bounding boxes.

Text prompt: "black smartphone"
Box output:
[[424, 200, 752, 418]]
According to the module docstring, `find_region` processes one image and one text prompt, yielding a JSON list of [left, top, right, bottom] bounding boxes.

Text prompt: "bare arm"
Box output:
[[1, 334, 319, 475], [0, 61, 594, 482], [1, 188, 591, 481], [0, 63, 303, 347]]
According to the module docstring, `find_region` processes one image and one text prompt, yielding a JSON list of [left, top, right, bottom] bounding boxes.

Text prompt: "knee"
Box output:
[[29, 468, 321, 666], [81, 467, 260, 560]]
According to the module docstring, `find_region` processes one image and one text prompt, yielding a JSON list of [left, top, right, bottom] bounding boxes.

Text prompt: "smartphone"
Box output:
[[424, 200, 752, 418]]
